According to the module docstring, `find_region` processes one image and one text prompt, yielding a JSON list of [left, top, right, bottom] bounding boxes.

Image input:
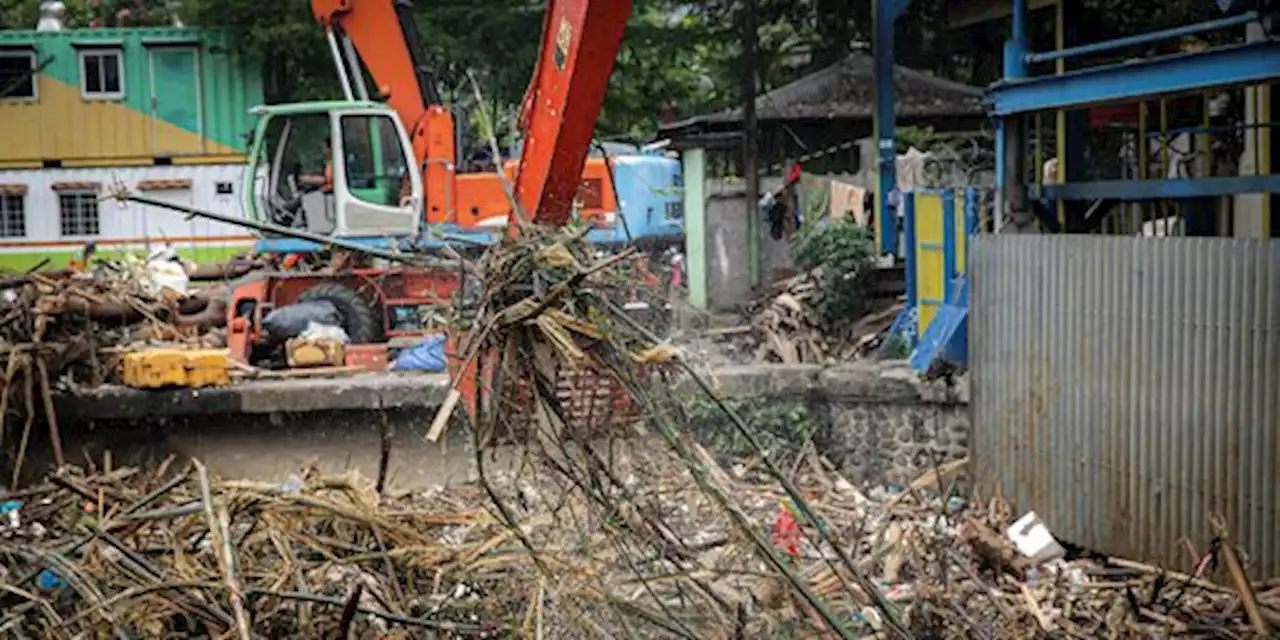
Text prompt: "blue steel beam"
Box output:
[[1025, 11, 1258, 65], [989, 40, 1280, 116], [873, 0, 912, 256], [1036, 174, 1280, 201]]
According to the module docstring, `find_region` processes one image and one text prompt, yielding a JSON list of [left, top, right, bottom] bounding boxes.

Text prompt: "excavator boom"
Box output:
[[310, 0, 631, 230], [513, 0, 631, 226]]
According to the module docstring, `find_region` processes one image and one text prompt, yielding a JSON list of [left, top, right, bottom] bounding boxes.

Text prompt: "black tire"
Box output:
[[296, 282, 383, 344]]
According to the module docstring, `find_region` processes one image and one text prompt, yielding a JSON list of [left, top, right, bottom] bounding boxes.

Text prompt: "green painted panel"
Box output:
[[0, 244, 252, 272], [682, 149, 707, 311], [151, 48, 200, 133], [1, 27, 263, 153]]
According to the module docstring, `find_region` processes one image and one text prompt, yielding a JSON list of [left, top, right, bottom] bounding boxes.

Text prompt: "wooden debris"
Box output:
[[0, 457, 1273, 638], [695, 267, 904, 366]]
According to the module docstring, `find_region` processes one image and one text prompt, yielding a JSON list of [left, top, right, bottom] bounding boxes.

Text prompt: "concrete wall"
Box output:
[[703, 190, 755, 312], [703, 177, 797, 312], [33, 366, 971, 492]]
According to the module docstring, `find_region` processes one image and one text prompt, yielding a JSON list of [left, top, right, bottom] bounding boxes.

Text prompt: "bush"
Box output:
[[682, 396, 821, 464], [791, 219, 877, 327]]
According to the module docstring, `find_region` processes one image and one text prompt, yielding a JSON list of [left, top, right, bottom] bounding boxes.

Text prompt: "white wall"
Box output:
[[0, 164, 254, 258]]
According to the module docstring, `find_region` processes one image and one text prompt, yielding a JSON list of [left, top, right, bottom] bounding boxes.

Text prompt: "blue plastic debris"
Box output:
[[1, 499, 21, 528], [37, 570, 67, 591], [391, 334, 447, 372]]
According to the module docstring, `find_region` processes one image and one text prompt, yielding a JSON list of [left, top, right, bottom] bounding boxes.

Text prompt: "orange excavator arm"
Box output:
[[310, 0, 630, 229], [511, 0, 631, 226], [310, 0, 442, 176]]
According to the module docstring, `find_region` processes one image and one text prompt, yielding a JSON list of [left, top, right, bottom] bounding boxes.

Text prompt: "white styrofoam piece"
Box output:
[[1006, 511, 1066, 565]]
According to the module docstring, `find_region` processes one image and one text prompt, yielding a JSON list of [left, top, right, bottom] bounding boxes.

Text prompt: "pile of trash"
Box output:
[[0, 249, 234, 380], [689, 267, 905, 366], [747, 268, 903, 365], [0, 251, 238, 476], [0, 453, 1275, 638]]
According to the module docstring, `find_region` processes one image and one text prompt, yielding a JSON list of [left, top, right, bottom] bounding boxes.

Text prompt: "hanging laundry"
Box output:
[[798, 172, 831, 221], [829, 180, 869, 227]]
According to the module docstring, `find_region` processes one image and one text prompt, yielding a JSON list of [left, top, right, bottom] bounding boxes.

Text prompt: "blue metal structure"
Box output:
[[873, 0, 1278, 373], [872, 0, 910, 257], [989, 38, 1280, 116], [990, 1, 1278, 219]]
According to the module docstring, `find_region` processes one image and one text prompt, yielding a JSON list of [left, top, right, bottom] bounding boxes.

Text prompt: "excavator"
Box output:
[[246, 0, 674, 257], [190, 0, 641, 368]]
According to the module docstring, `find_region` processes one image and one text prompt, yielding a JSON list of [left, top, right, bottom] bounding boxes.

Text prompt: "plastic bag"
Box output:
[[390, 334, 447, 372], [143, 247, 189, 296], [299, 321, 350, 344], [262, 300, 342, 344]]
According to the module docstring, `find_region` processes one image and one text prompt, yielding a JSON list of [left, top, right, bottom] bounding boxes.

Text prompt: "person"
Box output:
[[67, 241, 97, 272], [321, 139, 334, 194], [760, 164, 803, 241]]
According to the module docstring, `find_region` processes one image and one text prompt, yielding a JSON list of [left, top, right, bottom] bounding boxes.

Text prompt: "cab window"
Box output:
[[340, 114, 409, 207]]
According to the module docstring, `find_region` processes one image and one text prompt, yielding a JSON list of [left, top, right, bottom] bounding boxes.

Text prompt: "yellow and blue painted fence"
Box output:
[[885, 187, 985, 372]]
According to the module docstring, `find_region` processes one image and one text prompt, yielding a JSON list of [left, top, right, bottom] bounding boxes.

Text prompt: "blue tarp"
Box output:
[[391, 334, 447, 372]]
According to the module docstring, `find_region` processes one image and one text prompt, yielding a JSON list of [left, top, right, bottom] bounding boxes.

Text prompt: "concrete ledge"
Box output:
[[54, 362, 964, 426], [706, 364, 824, 397], [819, 364, 922, 403], [693, 363, 964, 405], [55, 373, 452, 422]]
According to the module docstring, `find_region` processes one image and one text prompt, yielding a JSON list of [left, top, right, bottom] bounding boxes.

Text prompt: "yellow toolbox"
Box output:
[[122, 348, 231, 389]]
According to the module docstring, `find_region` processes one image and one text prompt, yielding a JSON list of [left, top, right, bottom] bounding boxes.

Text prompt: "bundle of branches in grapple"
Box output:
[[442, 222, 917, 638]]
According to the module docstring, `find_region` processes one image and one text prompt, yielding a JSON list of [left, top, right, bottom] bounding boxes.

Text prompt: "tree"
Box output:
[[181, 0, 336, 103], [2, 0, 175, 30]]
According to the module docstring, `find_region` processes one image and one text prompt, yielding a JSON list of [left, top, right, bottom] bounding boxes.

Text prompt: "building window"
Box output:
[[0, 51, 36, 100], [0, 193, 25, 237], [78, 49, 123, 99], [59, 192, 100, 236]]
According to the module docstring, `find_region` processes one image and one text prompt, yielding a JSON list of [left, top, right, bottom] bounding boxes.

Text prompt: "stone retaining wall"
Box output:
[[707, 364, 969, 488]]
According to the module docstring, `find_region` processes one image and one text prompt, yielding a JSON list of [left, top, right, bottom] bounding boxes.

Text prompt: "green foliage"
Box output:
[[600, 2, 735, 141], [181, 0, 336, 103], [1, 0, 175, 30], [682, 396, 822, 463], [880, 333, 911, 360], [792, 219, 877, 327], [0, 0, 1227, 148]]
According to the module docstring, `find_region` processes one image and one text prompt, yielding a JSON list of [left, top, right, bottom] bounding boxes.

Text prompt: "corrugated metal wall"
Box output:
[[196, 29, 264, 154], [970, 235, 1280, 576]]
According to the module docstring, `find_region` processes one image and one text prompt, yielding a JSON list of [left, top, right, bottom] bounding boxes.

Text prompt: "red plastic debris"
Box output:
[[771, 504, 801, 557]]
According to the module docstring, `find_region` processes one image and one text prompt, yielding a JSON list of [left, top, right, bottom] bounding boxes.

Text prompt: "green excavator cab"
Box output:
[[243, 102, 422, 242]]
